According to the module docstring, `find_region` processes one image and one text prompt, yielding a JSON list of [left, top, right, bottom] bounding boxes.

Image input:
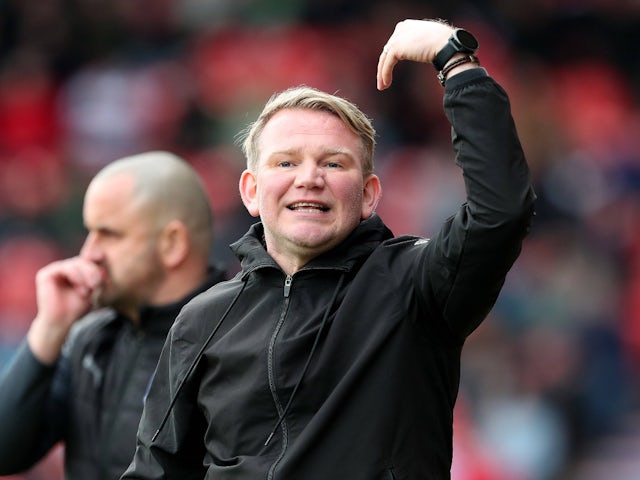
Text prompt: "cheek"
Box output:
[[121, 244, 159, 277], [341, 185, 366, 220], [106, 246, 133, 276], [112, 239, 149, 268], [257, 177, 287, 208]]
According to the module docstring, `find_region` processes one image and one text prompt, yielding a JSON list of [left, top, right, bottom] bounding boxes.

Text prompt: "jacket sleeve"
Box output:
[[418, 68, 536, 340], [0, 341, 67, 474], [121, 320, 207, 480]]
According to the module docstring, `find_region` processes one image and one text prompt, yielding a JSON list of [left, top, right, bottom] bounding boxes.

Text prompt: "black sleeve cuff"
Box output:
[[443, 67, 488, 91]]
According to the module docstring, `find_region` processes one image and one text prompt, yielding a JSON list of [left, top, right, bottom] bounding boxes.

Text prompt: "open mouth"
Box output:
[[288, 202, 329, 213]]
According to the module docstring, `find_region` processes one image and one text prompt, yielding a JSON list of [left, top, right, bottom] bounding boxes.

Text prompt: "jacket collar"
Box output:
[[230, 214, 394, 275]]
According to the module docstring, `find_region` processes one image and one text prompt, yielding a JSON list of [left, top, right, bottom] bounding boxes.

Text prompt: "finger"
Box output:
[[45, 258, 103, 294], [74, 260, 105, 289], [377, 45, 398, 91], [376, 47, 388, 90]]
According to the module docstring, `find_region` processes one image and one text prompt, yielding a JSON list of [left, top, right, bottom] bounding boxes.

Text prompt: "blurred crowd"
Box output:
[[1, 1, 639, 479]]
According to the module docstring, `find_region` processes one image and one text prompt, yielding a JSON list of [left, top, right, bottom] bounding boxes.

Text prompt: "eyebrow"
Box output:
[[269, 147, 356, 158]]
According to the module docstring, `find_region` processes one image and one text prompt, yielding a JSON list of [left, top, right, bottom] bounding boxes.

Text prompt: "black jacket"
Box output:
[[0, 267, 226, 480], [123, 69, 536, 480]]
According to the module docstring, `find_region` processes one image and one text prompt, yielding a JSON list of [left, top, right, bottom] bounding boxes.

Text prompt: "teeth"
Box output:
[[289, 202, 328, 211]]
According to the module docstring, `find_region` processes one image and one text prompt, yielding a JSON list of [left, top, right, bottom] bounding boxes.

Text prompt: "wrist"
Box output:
[[27, 316, 69, 365], [437, 54, 480, 86], [432, 28, 479, 72]]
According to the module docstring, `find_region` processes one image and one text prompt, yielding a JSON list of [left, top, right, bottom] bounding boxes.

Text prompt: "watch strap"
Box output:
[[433, 40, 458, 72]]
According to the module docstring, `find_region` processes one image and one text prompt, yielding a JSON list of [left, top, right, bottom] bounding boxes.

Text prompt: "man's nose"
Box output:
[[295, 162, 325, 188], [80, 233, 103, 261]]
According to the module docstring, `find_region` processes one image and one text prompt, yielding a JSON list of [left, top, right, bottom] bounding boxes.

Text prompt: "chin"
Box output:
[[290, 229, 330, 246], [93, 291, 117, 310], [298, 234, 341, 254]]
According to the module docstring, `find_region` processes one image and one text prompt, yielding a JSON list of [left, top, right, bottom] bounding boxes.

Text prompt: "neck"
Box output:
[[146, 265, 208, 310]]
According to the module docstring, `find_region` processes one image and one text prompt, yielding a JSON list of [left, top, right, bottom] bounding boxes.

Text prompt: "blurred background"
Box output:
[[0, 0, 639, 479]]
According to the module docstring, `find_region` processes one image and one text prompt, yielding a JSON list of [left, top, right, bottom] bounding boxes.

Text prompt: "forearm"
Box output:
[[27, 313, 70, 365], [429, 69, 535, 337], [444, 68, 535, 222], [0, 341, 61, 473]]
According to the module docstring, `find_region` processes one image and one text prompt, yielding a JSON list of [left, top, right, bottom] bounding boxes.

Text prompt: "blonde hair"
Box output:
[[237, 86, 376, 175]]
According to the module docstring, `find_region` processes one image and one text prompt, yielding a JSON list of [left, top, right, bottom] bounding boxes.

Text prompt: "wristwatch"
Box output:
[[433, 28, 479, 72]]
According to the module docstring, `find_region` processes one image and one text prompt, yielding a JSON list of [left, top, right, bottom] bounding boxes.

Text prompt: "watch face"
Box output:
[[455, 29, 479, 51]]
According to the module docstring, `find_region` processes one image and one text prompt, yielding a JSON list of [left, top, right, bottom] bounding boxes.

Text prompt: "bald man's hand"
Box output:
[[27, 257, 105, 364]]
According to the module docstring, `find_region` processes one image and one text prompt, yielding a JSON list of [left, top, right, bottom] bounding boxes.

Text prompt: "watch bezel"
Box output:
[[432, 28, 479, 71], [451, 29, 479, 53]]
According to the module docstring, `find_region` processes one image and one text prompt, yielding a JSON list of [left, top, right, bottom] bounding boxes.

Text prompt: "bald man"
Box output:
[[0, 152, 226, 480]]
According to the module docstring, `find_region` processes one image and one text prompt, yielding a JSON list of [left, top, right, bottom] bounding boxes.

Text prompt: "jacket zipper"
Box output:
[[283, 275, 292, 297], [266, 274, 292, 480]]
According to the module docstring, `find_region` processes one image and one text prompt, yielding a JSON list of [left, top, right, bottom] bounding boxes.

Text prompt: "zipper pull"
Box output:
[[283, 275, 292, 298]]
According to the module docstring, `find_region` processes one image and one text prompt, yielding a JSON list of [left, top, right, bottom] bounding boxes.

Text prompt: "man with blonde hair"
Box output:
[[124, 19, 535, 479], [0, 152, 226, 479]]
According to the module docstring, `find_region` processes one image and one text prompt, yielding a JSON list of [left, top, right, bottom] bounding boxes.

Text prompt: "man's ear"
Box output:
[[159, 220, 189, 268], [361, 174, 382, 219], [239, 169, 260, 217]]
